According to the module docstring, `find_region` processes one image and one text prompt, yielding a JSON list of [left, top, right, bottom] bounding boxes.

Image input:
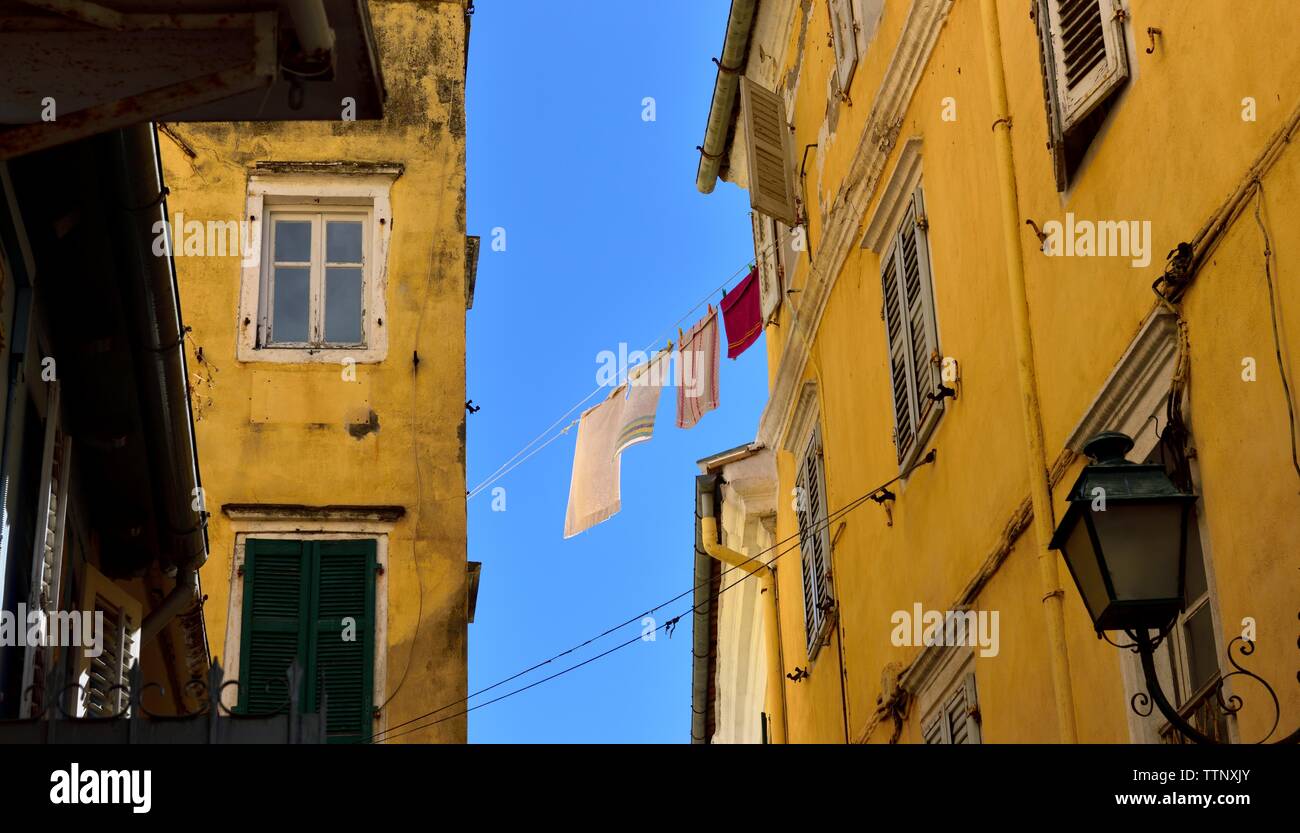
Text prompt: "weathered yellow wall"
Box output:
[[160, 1, 468, 742], [756, 0, 1300, 743]]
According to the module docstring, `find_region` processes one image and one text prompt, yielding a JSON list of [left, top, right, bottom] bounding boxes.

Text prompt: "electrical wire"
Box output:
[[465, 223, 797, 500], [1251, 182, 1300, 486], [363, 449, 936, 742]]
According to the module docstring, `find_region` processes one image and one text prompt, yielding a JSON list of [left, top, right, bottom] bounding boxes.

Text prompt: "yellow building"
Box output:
[[692, 0, 1300, 744], [159, 0, 475, 743]]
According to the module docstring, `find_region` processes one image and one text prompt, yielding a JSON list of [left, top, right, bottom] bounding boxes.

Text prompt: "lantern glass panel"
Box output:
[[1061, 511, 1109, 622], [1088, 502, 1185, 603]]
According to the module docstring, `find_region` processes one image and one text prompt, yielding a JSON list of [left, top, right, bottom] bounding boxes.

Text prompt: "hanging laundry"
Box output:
[[721, 267, 763, 359], [615, 349, 668, 456], [563, 388, 627, 538], [676, 308, 719, 429]]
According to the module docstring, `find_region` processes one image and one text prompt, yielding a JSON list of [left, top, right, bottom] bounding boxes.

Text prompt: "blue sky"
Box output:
[[465, 1, 768, 743]]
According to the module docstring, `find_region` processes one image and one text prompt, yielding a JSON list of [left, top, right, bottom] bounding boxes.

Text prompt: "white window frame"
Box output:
[[238, 172, 397, 364], [260, 206, 372, 350]]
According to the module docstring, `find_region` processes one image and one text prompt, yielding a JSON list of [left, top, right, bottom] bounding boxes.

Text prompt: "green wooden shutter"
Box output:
[[311, 539, 376, 743], [239, 539, 310, 715]]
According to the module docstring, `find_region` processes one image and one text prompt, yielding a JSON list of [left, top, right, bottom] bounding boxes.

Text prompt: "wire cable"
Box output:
[[363, 449, 936, 742], [1251, 182, 1300, 486]]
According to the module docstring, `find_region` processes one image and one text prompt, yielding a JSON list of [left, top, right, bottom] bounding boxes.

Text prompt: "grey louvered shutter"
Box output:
[[946, 673, 982, 744], [741, 78, 798, 226], [881, 235, 914, 464], [828, 0, 859, 93], [881, 189, 940, 465], [796, 428, 831, 655], [899, 190, 941, 439], [1043, 0, 1129, 132]]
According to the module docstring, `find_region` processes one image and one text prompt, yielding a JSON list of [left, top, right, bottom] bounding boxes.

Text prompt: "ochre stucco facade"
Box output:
[[160, 1, 470, 742], [702, 0, 1299, 744]]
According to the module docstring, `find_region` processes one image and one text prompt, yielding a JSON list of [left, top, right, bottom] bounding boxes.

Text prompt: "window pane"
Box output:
[[274, 220, 312, 263], [1184, 604, 1218, 695], [271, 266, 310, 343], [326, 221, 363, 264], [325, 267, 363, 344], [1183, 507, 1208, 603]]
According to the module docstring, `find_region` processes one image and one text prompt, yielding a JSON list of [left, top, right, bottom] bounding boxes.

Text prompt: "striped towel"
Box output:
[[676, 310, 720, 429], [615, 349, 667, 456]]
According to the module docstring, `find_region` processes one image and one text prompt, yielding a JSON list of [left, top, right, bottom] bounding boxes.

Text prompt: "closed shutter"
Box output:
[[1043, 0, 1129, 132], [795, 427, 831, 655], [923, 672, 982, 744], [75, 566, 142, 717], [741, 78, 798, 226], [828, 0, 859, 93], [881, 189, 941, 466], [312, 540, 376, 743], [240, 539, 310, 715], [239, 538, 376, 742]]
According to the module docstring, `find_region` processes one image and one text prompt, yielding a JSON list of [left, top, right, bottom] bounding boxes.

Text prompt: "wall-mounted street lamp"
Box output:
[[1050, 432, 1297, 744]]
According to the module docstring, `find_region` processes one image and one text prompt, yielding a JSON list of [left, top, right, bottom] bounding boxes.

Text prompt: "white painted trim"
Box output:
[[1065, 309, 1179, 454], [860, 136, 923, 253], [237, 173, 396, 364], [756, 0, 954, 450], [913, 647, 974, 729], [222, 523, 392, 739]]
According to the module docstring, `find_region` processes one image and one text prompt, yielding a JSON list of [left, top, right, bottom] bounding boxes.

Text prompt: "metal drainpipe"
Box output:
[[977, 0, 1078, 742], [695, 0, 759, 194], [698, 484, 787, 743], [284, 0, 336, 56], [109, 124, 209, 646]]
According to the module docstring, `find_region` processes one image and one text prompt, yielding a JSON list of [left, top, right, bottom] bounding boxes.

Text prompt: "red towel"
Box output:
[[721, 268, 763, 359]]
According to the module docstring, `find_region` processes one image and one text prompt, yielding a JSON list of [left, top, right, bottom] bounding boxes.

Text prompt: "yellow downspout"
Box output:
[[700, 514, 787, 744], [977, 0, 1079, 742]]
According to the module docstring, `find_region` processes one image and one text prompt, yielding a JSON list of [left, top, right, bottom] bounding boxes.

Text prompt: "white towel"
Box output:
[[564, 387, 627, 538]]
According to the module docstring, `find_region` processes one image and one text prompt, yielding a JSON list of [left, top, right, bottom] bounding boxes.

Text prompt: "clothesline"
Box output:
[[466, 220, 797, 501]]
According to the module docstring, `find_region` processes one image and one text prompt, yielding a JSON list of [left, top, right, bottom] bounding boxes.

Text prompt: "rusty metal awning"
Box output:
[[0, 0, 385, 159]]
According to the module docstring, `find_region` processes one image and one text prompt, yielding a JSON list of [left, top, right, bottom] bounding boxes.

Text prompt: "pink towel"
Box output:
[[676, 310, 720, 429]]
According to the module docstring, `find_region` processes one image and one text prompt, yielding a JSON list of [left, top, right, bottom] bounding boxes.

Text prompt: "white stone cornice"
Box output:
[[757, 0, 953, 449]]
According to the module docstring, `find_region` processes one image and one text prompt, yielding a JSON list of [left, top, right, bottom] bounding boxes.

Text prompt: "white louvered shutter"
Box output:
[[828, 0, 859, 93], [741, 78, 798, 226], [753, 214, 782, 322], [19, 383, 72, 718], [76, 568, 143, 717], [1043, 0, 1130, 132], [1035, 0, 1069, 190]]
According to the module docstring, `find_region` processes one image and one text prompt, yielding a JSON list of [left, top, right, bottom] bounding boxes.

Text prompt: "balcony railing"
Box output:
[[0, 659, 325, 744]]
